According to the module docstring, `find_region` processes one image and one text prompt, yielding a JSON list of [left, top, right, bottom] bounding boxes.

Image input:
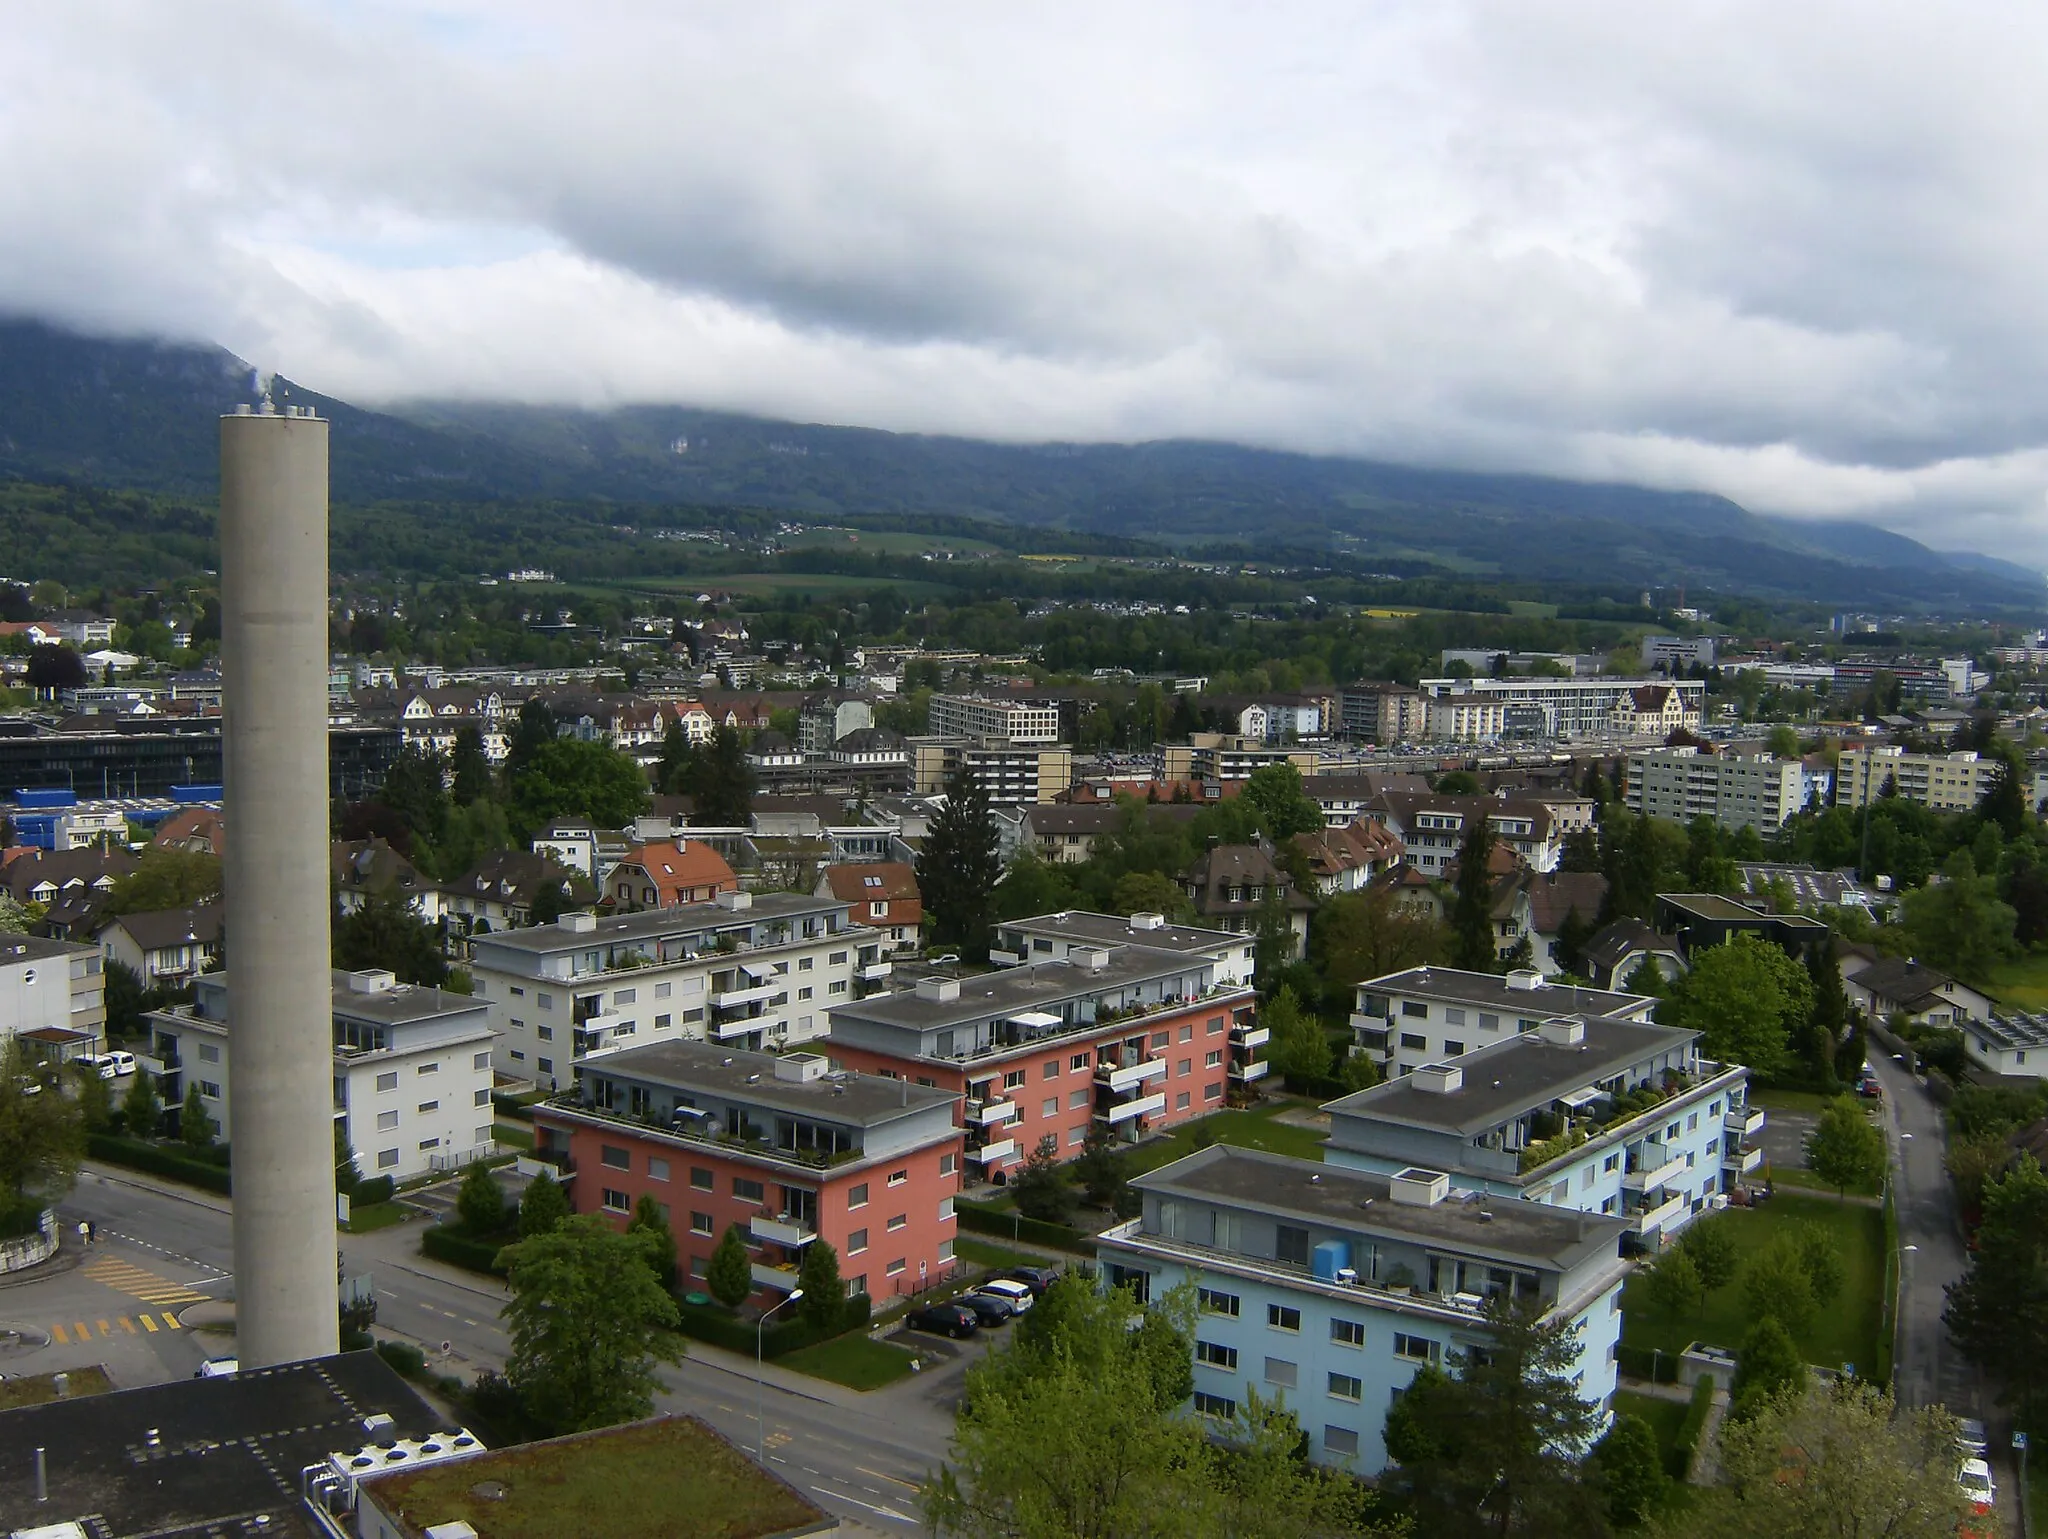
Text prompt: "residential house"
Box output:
[[146, 968, 496, 1183], [1837, 747, 1998, 813], [1291, 821, 1405, 896], [1963, 1014, 2048, 1080], [151, 806, 226, 857], [1367, 862, 1448, 922], [1302, 773, 1431, 827], [1095, 1145, 1632, 1474], [1365, 794, 1564, 878], [1180, 842, 1315, 959], [0, 933, 107, 1060], [1581, 919, 1688, 991], [1841, 956, 1992, 1028], [603, 840, 739, 911], [1654, 893, 1831, 965], [467, 892, 878, 1078], [817, 862, 922, 953], [991, 910, 1257, 989], [534, 1041, 962, 1306], [532, 820, 599, 882], [824, 948, 1261, 1180], [1490, 869, 1608, 975], [1624, 747, 1806, 834], [97, 904, 223, 989], [4, 847, 137, 909], [1349, 964, 1656, 1076], [1325, 1012, 1762, 1244], [439, 850, 595, 938], [798, 694, 875, 753], [332, 838, 443, 922]]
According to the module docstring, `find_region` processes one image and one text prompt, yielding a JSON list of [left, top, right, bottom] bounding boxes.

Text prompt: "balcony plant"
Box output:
[[1385, 1262, 1415, 1295]]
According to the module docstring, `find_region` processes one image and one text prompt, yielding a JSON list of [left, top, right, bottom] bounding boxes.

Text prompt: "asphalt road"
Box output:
[[14, 1167, 973, 1535]]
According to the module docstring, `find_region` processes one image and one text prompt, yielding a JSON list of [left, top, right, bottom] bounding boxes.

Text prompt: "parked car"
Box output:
[[1955, 1418, 1989, 1460], [955, 1291, 1019, 1326], [1856, 1068, 1881, 1099], [194, 1357, 239, 1378], [992, 1265, 1060, 1297], [904, 1302, 980, 1340], [973, 1278, 1036, 1314], [1956, 1457, 1996, 1511]]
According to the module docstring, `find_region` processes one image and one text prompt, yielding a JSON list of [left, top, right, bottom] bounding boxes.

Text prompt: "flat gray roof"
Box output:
[[1357, 966, 1647, 1017], [1977, 1014, 2048, 1052], [188, 970, 487, 1026], [1658, 893, 1829, 930], [1327, 1015, 1700, 1136], [577, 1039, 957, 1126], [830, 947, 1219, 1034], [0, 934, 92, 965], [476, 892, 844, 956], [1134, 1145, 1627, 1272], [999, 910, 1244, 955]]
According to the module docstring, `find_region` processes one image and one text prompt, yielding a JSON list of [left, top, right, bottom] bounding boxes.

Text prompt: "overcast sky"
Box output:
[[8, 2, 2048, 562]]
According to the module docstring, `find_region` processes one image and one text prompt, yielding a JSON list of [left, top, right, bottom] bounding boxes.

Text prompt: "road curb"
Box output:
[[81, 1164, 233, 1217]]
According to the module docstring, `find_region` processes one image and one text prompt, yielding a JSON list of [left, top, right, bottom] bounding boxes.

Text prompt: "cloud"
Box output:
[[5, 1, 2048, 562]]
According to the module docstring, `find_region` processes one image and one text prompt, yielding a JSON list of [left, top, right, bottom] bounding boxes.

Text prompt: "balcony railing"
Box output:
[[750, 1213, 819, 1248], [1231, 1024, 1271, 1050], [538, 1096, 861, 1171], [1622, 1153, 1687, 1193], [1723, 1107, 1765, 1139], [859, 961, 893, 981], [966, 1098, 1019, 1127], [1096, 1057, 1167, 1094], [1632, 1192, 1687, 1235], [966, 1137, 1017, 1164], [712, 981, 782, 1009], [1101, 1090, 1167, 1125], [751, 1260, 801, 1291], [1723, 1143, 1763, 1174], [1229, 1059, 1270, 1082]]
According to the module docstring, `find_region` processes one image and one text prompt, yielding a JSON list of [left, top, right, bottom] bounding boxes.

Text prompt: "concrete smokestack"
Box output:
[[220, 403, 339, 1367]]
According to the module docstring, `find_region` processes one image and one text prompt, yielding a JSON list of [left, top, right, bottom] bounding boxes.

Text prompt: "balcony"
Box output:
[[1229, 1059, 1270, 1082], [859, 961, 894, 982], [966, 1137, 1016, 1164], [1231, 1024, 1271, 1049], [1623, 1153, 1687, 1193], [751, 1261, 801, 1291], [966, 1098, 1019, 1127], [1723, 1143, 1763, 1174], [712, 980, 782, 1010], [1103, 1091, 1167, 1125], [1632, 1192, 1687, 1235], [750, 1213, 819, 1248], [711, 1013, 777, 1042], [1096, 1057, 1167, 1094], [988, 948, 1025, 966], [1724, 1106, 1765, 1139]]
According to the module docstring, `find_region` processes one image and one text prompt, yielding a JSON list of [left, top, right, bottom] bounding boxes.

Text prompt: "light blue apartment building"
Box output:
[[1321, 1013, 1764, 1245], [1096, 1145, 1632, 1474]]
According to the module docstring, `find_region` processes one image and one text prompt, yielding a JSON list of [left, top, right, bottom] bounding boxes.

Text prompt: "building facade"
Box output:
[[1095, 1146, 1632, 1474], [1837, 747, 1998, 812], [991, 909, 1257, 988], [927, 695, 1063, 744], [0, 934, 106, 1059], [910, 738, 1074, 805], [1623, 747, 1806, 833], [533, 1041, 964, 1304], [1416, 677, 1707, 739], [1350, 964, 1656, 1076]]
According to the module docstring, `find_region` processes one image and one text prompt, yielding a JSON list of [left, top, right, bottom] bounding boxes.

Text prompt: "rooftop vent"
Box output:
[[1411, 1063, 1463, 1095], [774, 1051, 829, 1084], [1538, 1016, 1586, 1047], [1505, 969, 1544, 992], [916, 976, 961, 1003], [1129, 912, 1166, 931], [1074, 946, 1111, 972], [346, 969, 397, 994], [425, 1524, 481, 1539], [716, 890, 753, 911], [1390, 1167, 1450, 1207], [561, 911, 598, 933]]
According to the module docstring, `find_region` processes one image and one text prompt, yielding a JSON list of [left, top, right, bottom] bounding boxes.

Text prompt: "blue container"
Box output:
[[1311, 1238, 1351, 1281], [171, 784, 224, 803], [14, 788, 77, 810]]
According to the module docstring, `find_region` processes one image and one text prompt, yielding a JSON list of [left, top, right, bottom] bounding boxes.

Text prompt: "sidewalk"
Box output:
[[79, 1162, 233, 1216]]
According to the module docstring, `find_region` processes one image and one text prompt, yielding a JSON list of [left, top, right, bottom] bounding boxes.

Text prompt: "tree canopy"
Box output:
[[1655, 933, 1813, 1077], [917, 769, 1002, 959]]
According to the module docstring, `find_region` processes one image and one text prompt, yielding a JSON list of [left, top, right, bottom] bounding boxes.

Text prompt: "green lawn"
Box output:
[[1751, 1088, 1836, 1117], [342, 1200, 408, 1234], [0, 1365, 113, 1410], [1615, 1390, 1691, 1480], [1117, 1100, 1328, 1177], [778, 1333, 919, 1391], [1770, 1164, 1880, 1200], [1987, 953, 2048, 1011], [955, 1237, 1047, 1271], [493, 1122, 534, 1150], [1622, 1194, 1887, 1376]]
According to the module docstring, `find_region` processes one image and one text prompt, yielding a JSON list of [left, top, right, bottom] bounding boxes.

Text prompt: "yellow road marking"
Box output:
[[119, 1317, 136, 1334], [50, 1324, 67, 1345], [96, 1319, 110, 1336], [161, 1313, 181, 1330], [74, 1321, 89, 1340], [141, 1315, 158, 1333]]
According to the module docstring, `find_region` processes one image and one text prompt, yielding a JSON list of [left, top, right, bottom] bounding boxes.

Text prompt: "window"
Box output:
[[1196, 1340, 1238, 1370], [648, 1157, 670, 1182], [1176, 1057, 1192, 1078], [615, 987, 636, 1006], [1179, 1024, 1194, 1043], [886, 1258, 906, 1277], [888, 1168, 908, 1186], [830, 951, 849, 966], [1603, 1152, 1620, 1173], [1688, 1111, 1700, 1132], [733, 1176, 765, 1203], [1070, 1052, 1090, 1072], [1175, 1091, 1191, 1110], [1206, 1049, 1224, 1068], [1330, 1317, 1365, 1347], [1323, 1425, 1360, 1458], [538, 993, 553, 1010], [691, 1166, 714, 1191], [1069, 1126, 1087, 1145], [1205, 1083, 1224, 1102], [656, 1013, 672, 1030], [939, 1153, 956, 1177], [690, 1211, 713, 1236], [1393, 1333, 1439, 1362], [377, 1110, 400, 1131], [1069, 1087, 1091, 1109], [601, 1145, 631, 1170], [888, 1213, 907, 1232], [1267, 1304, 1301, 1332], [1042, 1097, 1058, 1117], [1264, 1357, 1298, 1388], [473, 1088, 491, 1107], [1401, 1000, 1428, 1018], [1399, 1033, 1426, 1052], [797, 989, 812, 1002], [198, 1043, 221, 1064], [191, 1078, 219, 1099], [1043, 1060, 1060, 1080], [602, 1188, 630, 1213], [538, 1026, 554, 1041], [1193, 1391, 1237, 1419], [1445, 1008, 1466, 1026], [418, 1100, 440, 1114], [1003, 1069, 1026, 1090], [1479, 1013, 1500, 1031], [376, 1071, 399, 1092], [472, 1050, 491, 1071], [418, 1061, 439, 1075], [1275, 1226, 1310, 1267], [537, 1058, 553, 1076], [939, 1196, 954, 1221], [1151, 1031, 1169, 1049], [689, 1256, 708, 1280], [656, 981, 672, 997], [848, 1182, 869, 1209], [828, 980, 847, 996], [1328, 1372, 1363, 1401], [377, 1148, 399, 1169], [848, 1228, 869, 1254], [1443, 1040, 1464, 1056], [1199, 1287, 1241, 1317], [1207, 1015, 1225, 1035]]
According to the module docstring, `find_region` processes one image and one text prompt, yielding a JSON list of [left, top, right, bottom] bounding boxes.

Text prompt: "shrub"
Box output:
[[1672, 1374, 1717, 1479], [421, 1224, 511, 1275], [375, 1339, 427, 1379], [85, 1133, 231, 1195], [954, 1197, 1097, 1255], [353, 1175, 396, 1205]]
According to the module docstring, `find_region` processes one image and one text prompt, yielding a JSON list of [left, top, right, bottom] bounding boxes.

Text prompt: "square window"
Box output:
[[377, 1148, 399, 1169], [1070, 1052, 1090, 1072], [602, 1188, 630, 1213], [1150, 1031, 1169, 1049], [1328, 1372, 1362, 1401], [1179, 1024, 1194, 1042], [473, 1050, 491, 1071], [888, 1214, 907, 1232], [1323, 1425, 1360, 1458], [376, 1110, 399, 1131], [691, 1167, 714, 1191], [1070, 1088, 1091, 1109], [1043, 1061, 1060, 1080], [848, 1228, 870, 1254], [733, 1177, 765, 1203], [473, 1088, 491, 1107], [1196, 1340, 1238, 1370], [1330, 1318, 1365, 1347], [601, 1145, 631, 1170], [1266, 1304, 1301, 1332], [1207, 1015, 1225, 1034], [1199, 1288, 1241, 1317], [537, 1057, 553, 1075], [376, 1071, 399, 1093], [939, 1153, 956, 1176], [1205, 1083, 1223, 1102], [1003, 1069, 1026, 1090], [648, 1157, 670, 1182], [1175, 1091, 1191, 1110], [848, 1182, 870, 1208], [1264, 1357, 1298, 1389], [1068, 1126, 1087, 1145], [690, 1211, 713, 1235], [1193, 1391, 1236, 1419], [1443, 1040, 1464, 1056], [1176, 1058, 1192, 1077], [1206, 1049, 1223, 1068], [1042, 1097, 1058, 1117]]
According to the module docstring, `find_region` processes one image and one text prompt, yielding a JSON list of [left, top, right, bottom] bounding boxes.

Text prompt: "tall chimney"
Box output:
[[220, 403, 339, 1366]]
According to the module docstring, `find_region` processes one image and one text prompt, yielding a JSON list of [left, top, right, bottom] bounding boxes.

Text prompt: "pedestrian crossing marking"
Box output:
[[118, 1317, 136, 1334], [140, 1314, 157, 1333], [162, 1313, 181, 1329], [74, 1321, 89, 1340], [96, 1319, 110, 1336], [51, 1323, 67, 1344], [82, 1257, 213, 1307], [47, 1311, 186, 1342]]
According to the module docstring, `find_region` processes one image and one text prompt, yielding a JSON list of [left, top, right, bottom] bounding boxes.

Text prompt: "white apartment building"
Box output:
[[1350, 965, 1657, 1076], [928, 695, 1063, 744], [990, 909, 1258, 988], [1425, 698, 1508, 742], [145, 969, 497, 1183], [1418, 676, 1708, 739], [1837, 747, 1998, 813], [1624, 747, 1806, 833], [0, 935, 107, 1061], [466, 892, 886, 1082], [1640, 636, 1719, 669]]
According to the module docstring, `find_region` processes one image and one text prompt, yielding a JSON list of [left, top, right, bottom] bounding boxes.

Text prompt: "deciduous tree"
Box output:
[[1678, 1214, 1738, 1294], [333, 889, 449, 987], [1645, 1245, 1703, 1322], [1805, 1096, 1885, 1199], [1945, 1152, 2048, 1425], [628, 1193, 678, 1290], [1729, 1314, 1806, 1423], [1260, 984, 1330, 1083], [1656, 933, 1814, 1077], [518, 1169, 570, 1237], [1310, 888, 1449, 998], [1589, 1412, 1665, 1529], [0, 1040, 82, 1227], [105, 847, 221, 916], [1741, 1237, 1815, 1334], [707, 1222, 753, 1308], [509, 737, 650, 836], [1009, 1134, 1075, 1227]]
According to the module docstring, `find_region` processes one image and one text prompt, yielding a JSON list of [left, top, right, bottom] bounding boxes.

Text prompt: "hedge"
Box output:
[[375, 1339, 428, 1379], [674, 1294, 872, 1360], [420, 1224, 514, 1275], [1672, 1374, 1716, 1480], [491, 1093, 538, 1122], [955, 1198, 1098, 1256], [1614, 1343, 1681, 1384], [353, 1175, 396, 1206], [87, 1133, 233, 1195]]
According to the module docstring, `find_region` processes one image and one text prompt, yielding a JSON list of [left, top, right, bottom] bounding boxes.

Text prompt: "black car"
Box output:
[[993, 1265, 1060, 1297], [905, 1302, 980, 1339], [955, 1291, 1018, 1326]]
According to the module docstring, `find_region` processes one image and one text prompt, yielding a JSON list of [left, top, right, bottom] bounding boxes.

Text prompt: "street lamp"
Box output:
[[757, 1288, 804, 1461]]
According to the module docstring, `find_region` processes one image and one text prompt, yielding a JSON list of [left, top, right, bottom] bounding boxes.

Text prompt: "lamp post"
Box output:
[[757, 1288, 804, 1461]]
